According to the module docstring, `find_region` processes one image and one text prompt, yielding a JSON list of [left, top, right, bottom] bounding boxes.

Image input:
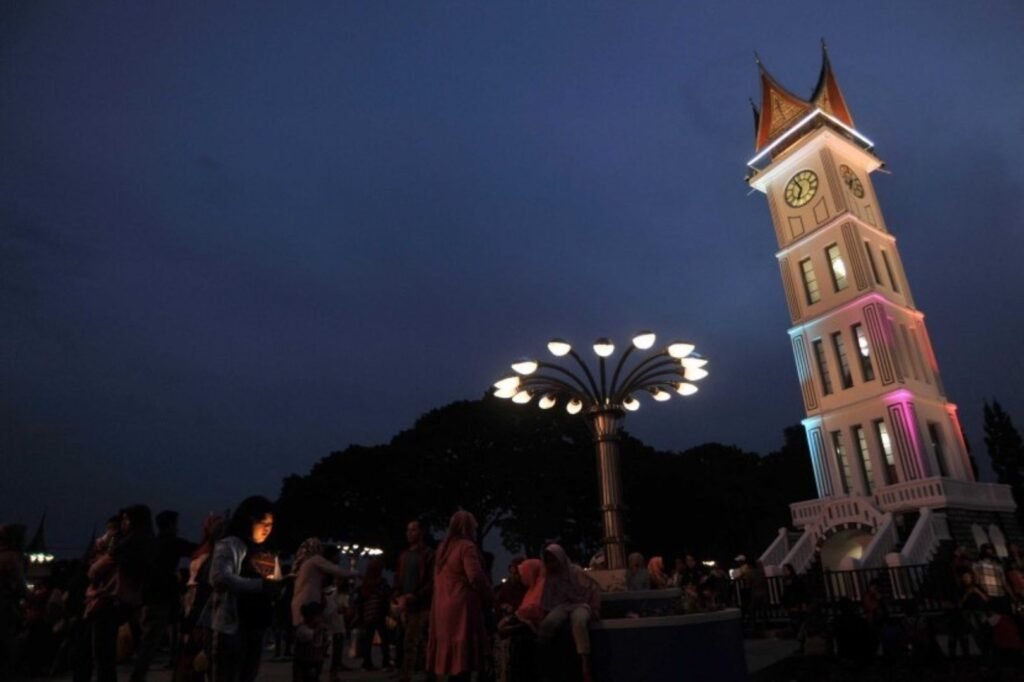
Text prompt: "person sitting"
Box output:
[[626, 553, 650, 591], [517, 545, 600, 682], [495, 557, 528, 616], [647, 556, 669, 589]]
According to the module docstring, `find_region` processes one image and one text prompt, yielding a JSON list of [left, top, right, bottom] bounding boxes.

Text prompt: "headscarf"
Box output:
[[293, 537, 323, 575], [435, 510, 478, 570], [539, 544, 599, 612], [626, 552, 651, 590], [192, 514, 225, 560], [648, 556, 667, 587], [514, 559, 545, 627]]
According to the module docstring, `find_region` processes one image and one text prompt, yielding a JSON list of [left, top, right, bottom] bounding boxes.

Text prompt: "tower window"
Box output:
[[874, 419, 897, 484], [826, 244, 849, 292], [832, 430, 852, 494], [927, 422, 949, 477], [799, 258, 821, 305], [853, 425, 874, 493], [864, 242, 882, 285], [881, 250, 901, 293], [831, 332, 854, 389], [852, 324, 875, 381], [813, 339, 834, 396]]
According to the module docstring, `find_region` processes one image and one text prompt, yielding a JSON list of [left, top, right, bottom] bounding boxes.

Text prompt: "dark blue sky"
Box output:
[[2, 2, 1023, 552]]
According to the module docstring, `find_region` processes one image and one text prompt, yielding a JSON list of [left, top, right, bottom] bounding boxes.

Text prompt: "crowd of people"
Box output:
[[4, 499, 1023, 681], [733, 542, 1024, 666], [0, 502, 616, 682]]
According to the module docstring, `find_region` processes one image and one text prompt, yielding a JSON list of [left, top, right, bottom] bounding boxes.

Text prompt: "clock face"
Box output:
[[784, 170, 819, 208], [839, 164, 865, 198]]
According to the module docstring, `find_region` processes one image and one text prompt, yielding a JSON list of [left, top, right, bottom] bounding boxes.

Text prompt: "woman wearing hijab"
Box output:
[[647, 556, 668, 589], [626, 552, 651, 591], [494, 558, 544, 682], [427, 511, 492, 682], [533, 545, 600, 682], [290, 538, 356, 628]]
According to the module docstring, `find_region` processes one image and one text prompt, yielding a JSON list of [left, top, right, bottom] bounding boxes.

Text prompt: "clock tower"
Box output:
[[747, 46, 1020, 573]]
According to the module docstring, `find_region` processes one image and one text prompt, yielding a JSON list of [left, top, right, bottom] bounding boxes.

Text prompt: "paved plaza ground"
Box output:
[[16, 637, 797, 681], [16, 636, 1023, 681]]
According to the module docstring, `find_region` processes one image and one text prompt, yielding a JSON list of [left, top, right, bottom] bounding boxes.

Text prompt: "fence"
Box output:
[[732, 563, 954, 623]]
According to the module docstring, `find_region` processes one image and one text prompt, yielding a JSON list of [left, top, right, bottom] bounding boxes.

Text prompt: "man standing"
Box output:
[[396, 519, 435, 682], [973, 543, 1012, 612], [132, 510, 196, 681]]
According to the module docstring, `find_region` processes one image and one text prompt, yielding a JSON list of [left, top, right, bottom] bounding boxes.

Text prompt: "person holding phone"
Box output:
[[209, 496, 284, 682]]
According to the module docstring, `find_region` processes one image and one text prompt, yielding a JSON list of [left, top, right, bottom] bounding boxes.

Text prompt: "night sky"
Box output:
[[2, 2, 1023, 554]]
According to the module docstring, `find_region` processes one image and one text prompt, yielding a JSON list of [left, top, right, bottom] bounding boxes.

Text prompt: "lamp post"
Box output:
[[493, 332, 709, 570]]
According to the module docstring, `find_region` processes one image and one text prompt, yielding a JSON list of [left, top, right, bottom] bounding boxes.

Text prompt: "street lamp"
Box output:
[[493, 331, 709, 570], [336, 542, 385, 570]]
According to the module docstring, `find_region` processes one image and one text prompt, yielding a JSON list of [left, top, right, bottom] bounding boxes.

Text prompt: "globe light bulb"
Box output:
[[538, 395, 557, 410], [680, 356, 708, 369], [650, 388, 671, 402], [622, 395, 640, 411], [512, 390, 533, 404], [593, 338, 615, 357], [668, 342, 695, 359], [547, 339, 572, 357], [493, 376, 521, 391], [493, 386, 518, 399], [684, 367, 709, 381], [511, 360, 538, 375], [632, 331, 656, 350], [566, 399, 583, 415], [676, 382, 699, 396]]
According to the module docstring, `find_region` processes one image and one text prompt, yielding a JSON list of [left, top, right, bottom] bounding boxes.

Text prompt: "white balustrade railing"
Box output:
[[939, 479, 1015, 512], [759, 527, 791, 574], [896, 508, 950, 567], [780, 529, 815, 574], [792, 495, 889, 543], [874, 476, 1015, 514], [780, 476, 1009, 575], [855, 513, 897, 569], [790, 498, 826, 527]]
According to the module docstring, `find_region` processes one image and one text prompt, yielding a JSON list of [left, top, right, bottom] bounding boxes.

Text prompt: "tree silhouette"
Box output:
[[276, 396, 817, 565], [983, 400, 1024, 527]]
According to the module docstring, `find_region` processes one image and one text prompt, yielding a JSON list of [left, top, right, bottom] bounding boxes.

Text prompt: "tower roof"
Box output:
[[752, 45, 855, 153], [754, 60, 814, 153], [811, 42, 854, 127], [26, 513, 47, 553]]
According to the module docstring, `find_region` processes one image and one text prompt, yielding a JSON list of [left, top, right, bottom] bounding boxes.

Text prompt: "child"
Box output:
[[293, 601, 329, 682]]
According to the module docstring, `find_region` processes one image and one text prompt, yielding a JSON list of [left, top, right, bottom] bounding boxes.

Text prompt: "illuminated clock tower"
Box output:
[[747, 45, 1019, 573]]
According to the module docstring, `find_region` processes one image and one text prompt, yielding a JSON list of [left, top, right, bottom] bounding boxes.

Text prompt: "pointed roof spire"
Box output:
[[753, 57, 813, 152], [811, 39, 854, 127], [749, 97, 760, 137], [26, 513, 47, 553]]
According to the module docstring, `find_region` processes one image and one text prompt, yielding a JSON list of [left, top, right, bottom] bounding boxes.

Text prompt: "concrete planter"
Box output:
[[589, 608, 746, 682]]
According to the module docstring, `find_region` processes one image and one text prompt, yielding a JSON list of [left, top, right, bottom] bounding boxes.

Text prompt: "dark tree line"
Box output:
[[275, 395, 817, 565], [984, 399, 1024, 529]]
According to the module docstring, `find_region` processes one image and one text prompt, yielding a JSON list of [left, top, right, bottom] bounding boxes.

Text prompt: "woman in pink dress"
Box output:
[[426, 511, 492, 681]]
